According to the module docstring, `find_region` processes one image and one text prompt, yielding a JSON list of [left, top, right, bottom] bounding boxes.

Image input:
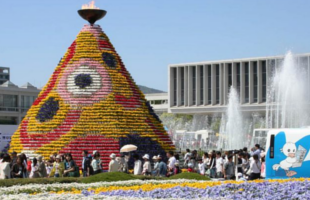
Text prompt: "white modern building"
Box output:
[[145, 93, 168, 114], [168, 53, 310, 115], [0, 81, 40, 125]]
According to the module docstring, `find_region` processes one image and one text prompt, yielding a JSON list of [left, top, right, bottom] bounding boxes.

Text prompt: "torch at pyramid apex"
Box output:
[[78, 1, 107, 25]]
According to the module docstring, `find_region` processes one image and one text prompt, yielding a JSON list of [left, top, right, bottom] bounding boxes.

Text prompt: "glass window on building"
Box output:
[[228, 63, 232, 88], [207, 65, 212, 104], [21, 95, 36, 108], [0, 94, 18, 108], [244, 62, 249, 103], [216, 65, 220, 104], [173, 68, 177, 106], [262, 61, 267, 102], [199, 65, 204, 105], [181, 67, 185, 105], [192, 66, 196, 105], [253, 61, 258, 103], [0, 116, 17, 125]]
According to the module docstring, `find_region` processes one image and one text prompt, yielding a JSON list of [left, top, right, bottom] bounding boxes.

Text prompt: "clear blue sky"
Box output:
[[0, 0, 309, 91]]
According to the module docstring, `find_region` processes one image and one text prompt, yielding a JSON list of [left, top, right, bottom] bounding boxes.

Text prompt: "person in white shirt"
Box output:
[[198, 159, 205, 175], [215, 151, 224, 178], [183, 149, 192, 166], [202, 152, 209, 166], [29, 158, 39, 178], [108, 153, 120, 172], [133, 154, 142, 175], [152, 156, 159, 176], [249, 154, 261, 180], [0, 154, 10, 179], [167, 151, 176, 170], [142, 154, 151, 176]]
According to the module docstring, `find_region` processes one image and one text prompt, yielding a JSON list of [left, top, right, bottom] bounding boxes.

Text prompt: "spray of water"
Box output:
[[266, 51, 309, 128], [218, 86, 245, 150]]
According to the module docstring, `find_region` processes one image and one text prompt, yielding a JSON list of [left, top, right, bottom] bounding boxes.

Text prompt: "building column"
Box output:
[[176, 67, 181, 106], [203, 65, 207, 105], [196, 65, 200, 106], [219, 63, 223, 105], [223, 63, 228, 105], [240, 62, 245, 104], [185, 66, 188, 106], [258, 61, 262, 103], [232, 63, 237, 89], [168, 67, 174, 107], [18, 94, 21, 113], [188, 66, 193, 106], [249, 62, 254, 104], [211, 64, 216, 105]]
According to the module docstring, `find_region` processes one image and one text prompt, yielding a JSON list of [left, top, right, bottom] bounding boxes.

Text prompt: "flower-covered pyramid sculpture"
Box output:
[[9, 24, 174, 170]]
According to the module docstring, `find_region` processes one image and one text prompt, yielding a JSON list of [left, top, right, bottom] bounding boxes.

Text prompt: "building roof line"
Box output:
[[169, 52, 310, 67]]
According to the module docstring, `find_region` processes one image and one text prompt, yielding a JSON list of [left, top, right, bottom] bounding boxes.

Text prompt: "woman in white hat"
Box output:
[[108, 153, 120, 172], [152, 156, 159, 176], [142, 154, 151, 176], [48, 155, 64, 178]]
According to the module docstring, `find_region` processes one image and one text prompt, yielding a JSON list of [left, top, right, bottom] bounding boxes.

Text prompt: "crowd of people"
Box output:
[[0, 144, 265, 180], [0, 150, 182, 179], [183, 144, 265, 180]]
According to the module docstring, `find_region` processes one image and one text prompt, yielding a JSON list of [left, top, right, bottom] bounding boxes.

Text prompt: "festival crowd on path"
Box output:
[[0, 144, 264, 180]]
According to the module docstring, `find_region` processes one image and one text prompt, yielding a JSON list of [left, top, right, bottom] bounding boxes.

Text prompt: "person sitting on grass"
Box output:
[[142, 154, 151, 176], [157, 155, 167, 177], [187, 163, 194, 173], [49, 155, 64, 178], [108, 153, 120, 172], [174, 160, 181, 175], [152, 156, 159, 176], [64, 153, 79, 177]]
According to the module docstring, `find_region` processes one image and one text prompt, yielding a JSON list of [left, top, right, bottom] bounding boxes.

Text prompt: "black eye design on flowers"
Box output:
[[36, 97, 59, 122], [102, 52, 117, 69], [74, 74, 93, 89]]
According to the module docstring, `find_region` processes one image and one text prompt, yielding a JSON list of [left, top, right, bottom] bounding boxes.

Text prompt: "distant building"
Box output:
[[145, 93, 168, 115], [168, 53, 310, 116], [0, 81, 40, 125], [0, 67, 10, 85]]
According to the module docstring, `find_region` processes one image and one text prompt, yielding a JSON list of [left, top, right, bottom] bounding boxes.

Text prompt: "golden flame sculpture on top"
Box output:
[[78, 1, 106, 25]]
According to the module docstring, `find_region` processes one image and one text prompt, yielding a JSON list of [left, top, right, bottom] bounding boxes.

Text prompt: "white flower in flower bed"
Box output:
[[1, 193, 226, 200], [0, 179, 208, 195]]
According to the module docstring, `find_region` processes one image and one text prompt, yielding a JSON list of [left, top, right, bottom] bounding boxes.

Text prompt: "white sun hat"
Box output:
[[142, 154, 150, 160]]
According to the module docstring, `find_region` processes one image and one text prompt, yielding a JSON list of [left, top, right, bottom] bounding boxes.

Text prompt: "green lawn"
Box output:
[[0, 172, 210, 187]]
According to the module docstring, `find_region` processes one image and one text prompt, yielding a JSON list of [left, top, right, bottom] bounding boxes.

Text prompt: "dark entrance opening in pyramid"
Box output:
[[9, 7, 175, 170]]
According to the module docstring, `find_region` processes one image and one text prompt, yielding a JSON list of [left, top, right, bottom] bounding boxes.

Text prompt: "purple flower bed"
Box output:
[[81, 180, 310, 199]]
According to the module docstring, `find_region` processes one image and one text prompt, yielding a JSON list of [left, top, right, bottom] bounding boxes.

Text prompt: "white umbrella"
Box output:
[[120, 144, 138, 152]]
